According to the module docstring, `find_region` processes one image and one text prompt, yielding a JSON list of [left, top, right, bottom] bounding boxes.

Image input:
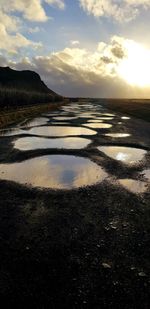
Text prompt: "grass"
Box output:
[[0, 87, 61, 109], [0, 86, 65, 128], [0, 102, 65, 128], [101, 99, 150, 122]]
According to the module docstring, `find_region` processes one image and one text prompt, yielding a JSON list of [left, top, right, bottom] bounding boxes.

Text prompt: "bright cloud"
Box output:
[[79, 0, 150, 22], [4, 36, 150, 98], [70, 40, 80, 46]]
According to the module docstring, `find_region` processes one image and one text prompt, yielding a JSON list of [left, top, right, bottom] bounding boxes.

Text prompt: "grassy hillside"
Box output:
[[0, 67, 62, 108]]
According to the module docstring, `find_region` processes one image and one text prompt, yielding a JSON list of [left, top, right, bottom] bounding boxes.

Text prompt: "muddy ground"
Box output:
[[0, 103, 150, 308]]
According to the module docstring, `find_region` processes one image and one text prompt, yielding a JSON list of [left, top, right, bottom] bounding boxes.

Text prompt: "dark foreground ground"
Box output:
[[0, 103, 150, 308]]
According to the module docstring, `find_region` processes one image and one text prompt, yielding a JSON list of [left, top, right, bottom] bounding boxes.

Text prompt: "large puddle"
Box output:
[[84, 123, 112, 129], [98, 146, 146, 164], [27, 126, 96, 137], [0, 155, 108, 189], [13, 137, 91, 151], [119, 179, 148, 193]]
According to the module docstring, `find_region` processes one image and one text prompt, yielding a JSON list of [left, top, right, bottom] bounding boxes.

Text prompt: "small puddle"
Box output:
[[104, 113, 115, 117], [0, 155, 108, 189], [121, 116, 130, 120], [104, 133, 130, 138], [98, 146, 146, 164], [87, 120, 103, 123], [21, 117, 48, 127], [140, 169, 150, 181], [51, 122, 69, 125], [52, 117, 77, 121], [13, 137, 91, 151], [96, 117, 114, 120], [27, 126, 96, 137], [119, 179, 148, 193], [84, 123, 112, 129]]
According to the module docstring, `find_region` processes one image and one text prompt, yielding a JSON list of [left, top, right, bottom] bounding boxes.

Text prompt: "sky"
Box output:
[[1, 0, 150, 98]]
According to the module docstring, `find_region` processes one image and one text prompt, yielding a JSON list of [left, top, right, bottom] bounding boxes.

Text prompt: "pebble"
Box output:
[[102, 263, 112, 269], [138, 272, 147, 277]]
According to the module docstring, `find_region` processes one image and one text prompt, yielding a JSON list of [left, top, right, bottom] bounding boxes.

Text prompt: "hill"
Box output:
[[0, 67, 61, 108]]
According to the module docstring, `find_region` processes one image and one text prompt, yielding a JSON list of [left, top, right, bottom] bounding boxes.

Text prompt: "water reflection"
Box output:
[[87, 119, 103, 123], [96, 117, 114, 120], [53, 117, 77, 121], [84, 123, 112, 129], [13, 137, 91, 151], [104, 133, 130, 138], [119, 179, 148, 193], [28, 126, 96, 137], [121, 116, 130, 120], [21, 117, 48, 127], [0, 128, 25, 136], [104, 113, 115, 117], [0, 155, 108, 189], [98, 146, 146, 163], [140, 169, 150, 181]]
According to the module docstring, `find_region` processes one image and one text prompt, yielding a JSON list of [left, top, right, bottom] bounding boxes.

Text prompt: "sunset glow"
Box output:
[[118, 41, 150, 87]]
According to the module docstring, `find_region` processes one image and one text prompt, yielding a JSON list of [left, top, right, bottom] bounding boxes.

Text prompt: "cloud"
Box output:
[[0, 25, 41, 53], [0, 0, 65, 53], [46, 0, 65, 10], [70, 40, 80, 46], [4, 35, 150, 98], [0, 0, 65, 22], [28, 27, 40, 34], [79, 0, 150, 22]]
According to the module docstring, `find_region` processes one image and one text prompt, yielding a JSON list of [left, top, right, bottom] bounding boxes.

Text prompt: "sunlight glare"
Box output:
[[117, 41, 150, 87]]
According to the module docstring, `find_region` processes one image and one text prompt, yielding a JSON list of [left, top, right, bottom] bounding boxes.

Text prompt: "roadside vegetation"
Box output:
[[0, 87, 65, 128], [103, 99, 150, 122], [0, 87, 62, 109]]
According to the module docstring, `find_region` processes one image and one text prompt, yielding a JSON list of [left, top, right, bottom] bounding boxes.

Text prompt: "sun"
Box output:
[[117, 41, 150, 87]]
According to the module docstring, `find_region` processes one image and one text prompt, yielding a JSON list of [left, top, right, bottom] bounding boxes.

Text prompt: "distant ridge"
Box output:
[[0, 67, 62, 108]]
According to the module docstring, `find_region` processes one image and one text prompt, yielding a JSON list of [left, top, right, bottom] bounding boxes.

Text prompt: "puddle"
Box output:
[[121, 116, 130, 120], [52, 117, 77, 121], [104, 133, 130, 138], [0, 155, 108, 189], [119, 179, 148, 193], [104, 113, 115, 117], [21, 117, 48, 127], [0, 128, 25, 136], [13, 137, 91, 151], [84, 123, 112, 129], [51, 122, 69, 125], [96, 117, 114, 120], [140, 169, 150, 181], [27, 126, 96, 137], [98, 146, 146, 164], [87, 120, 103, 123]]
